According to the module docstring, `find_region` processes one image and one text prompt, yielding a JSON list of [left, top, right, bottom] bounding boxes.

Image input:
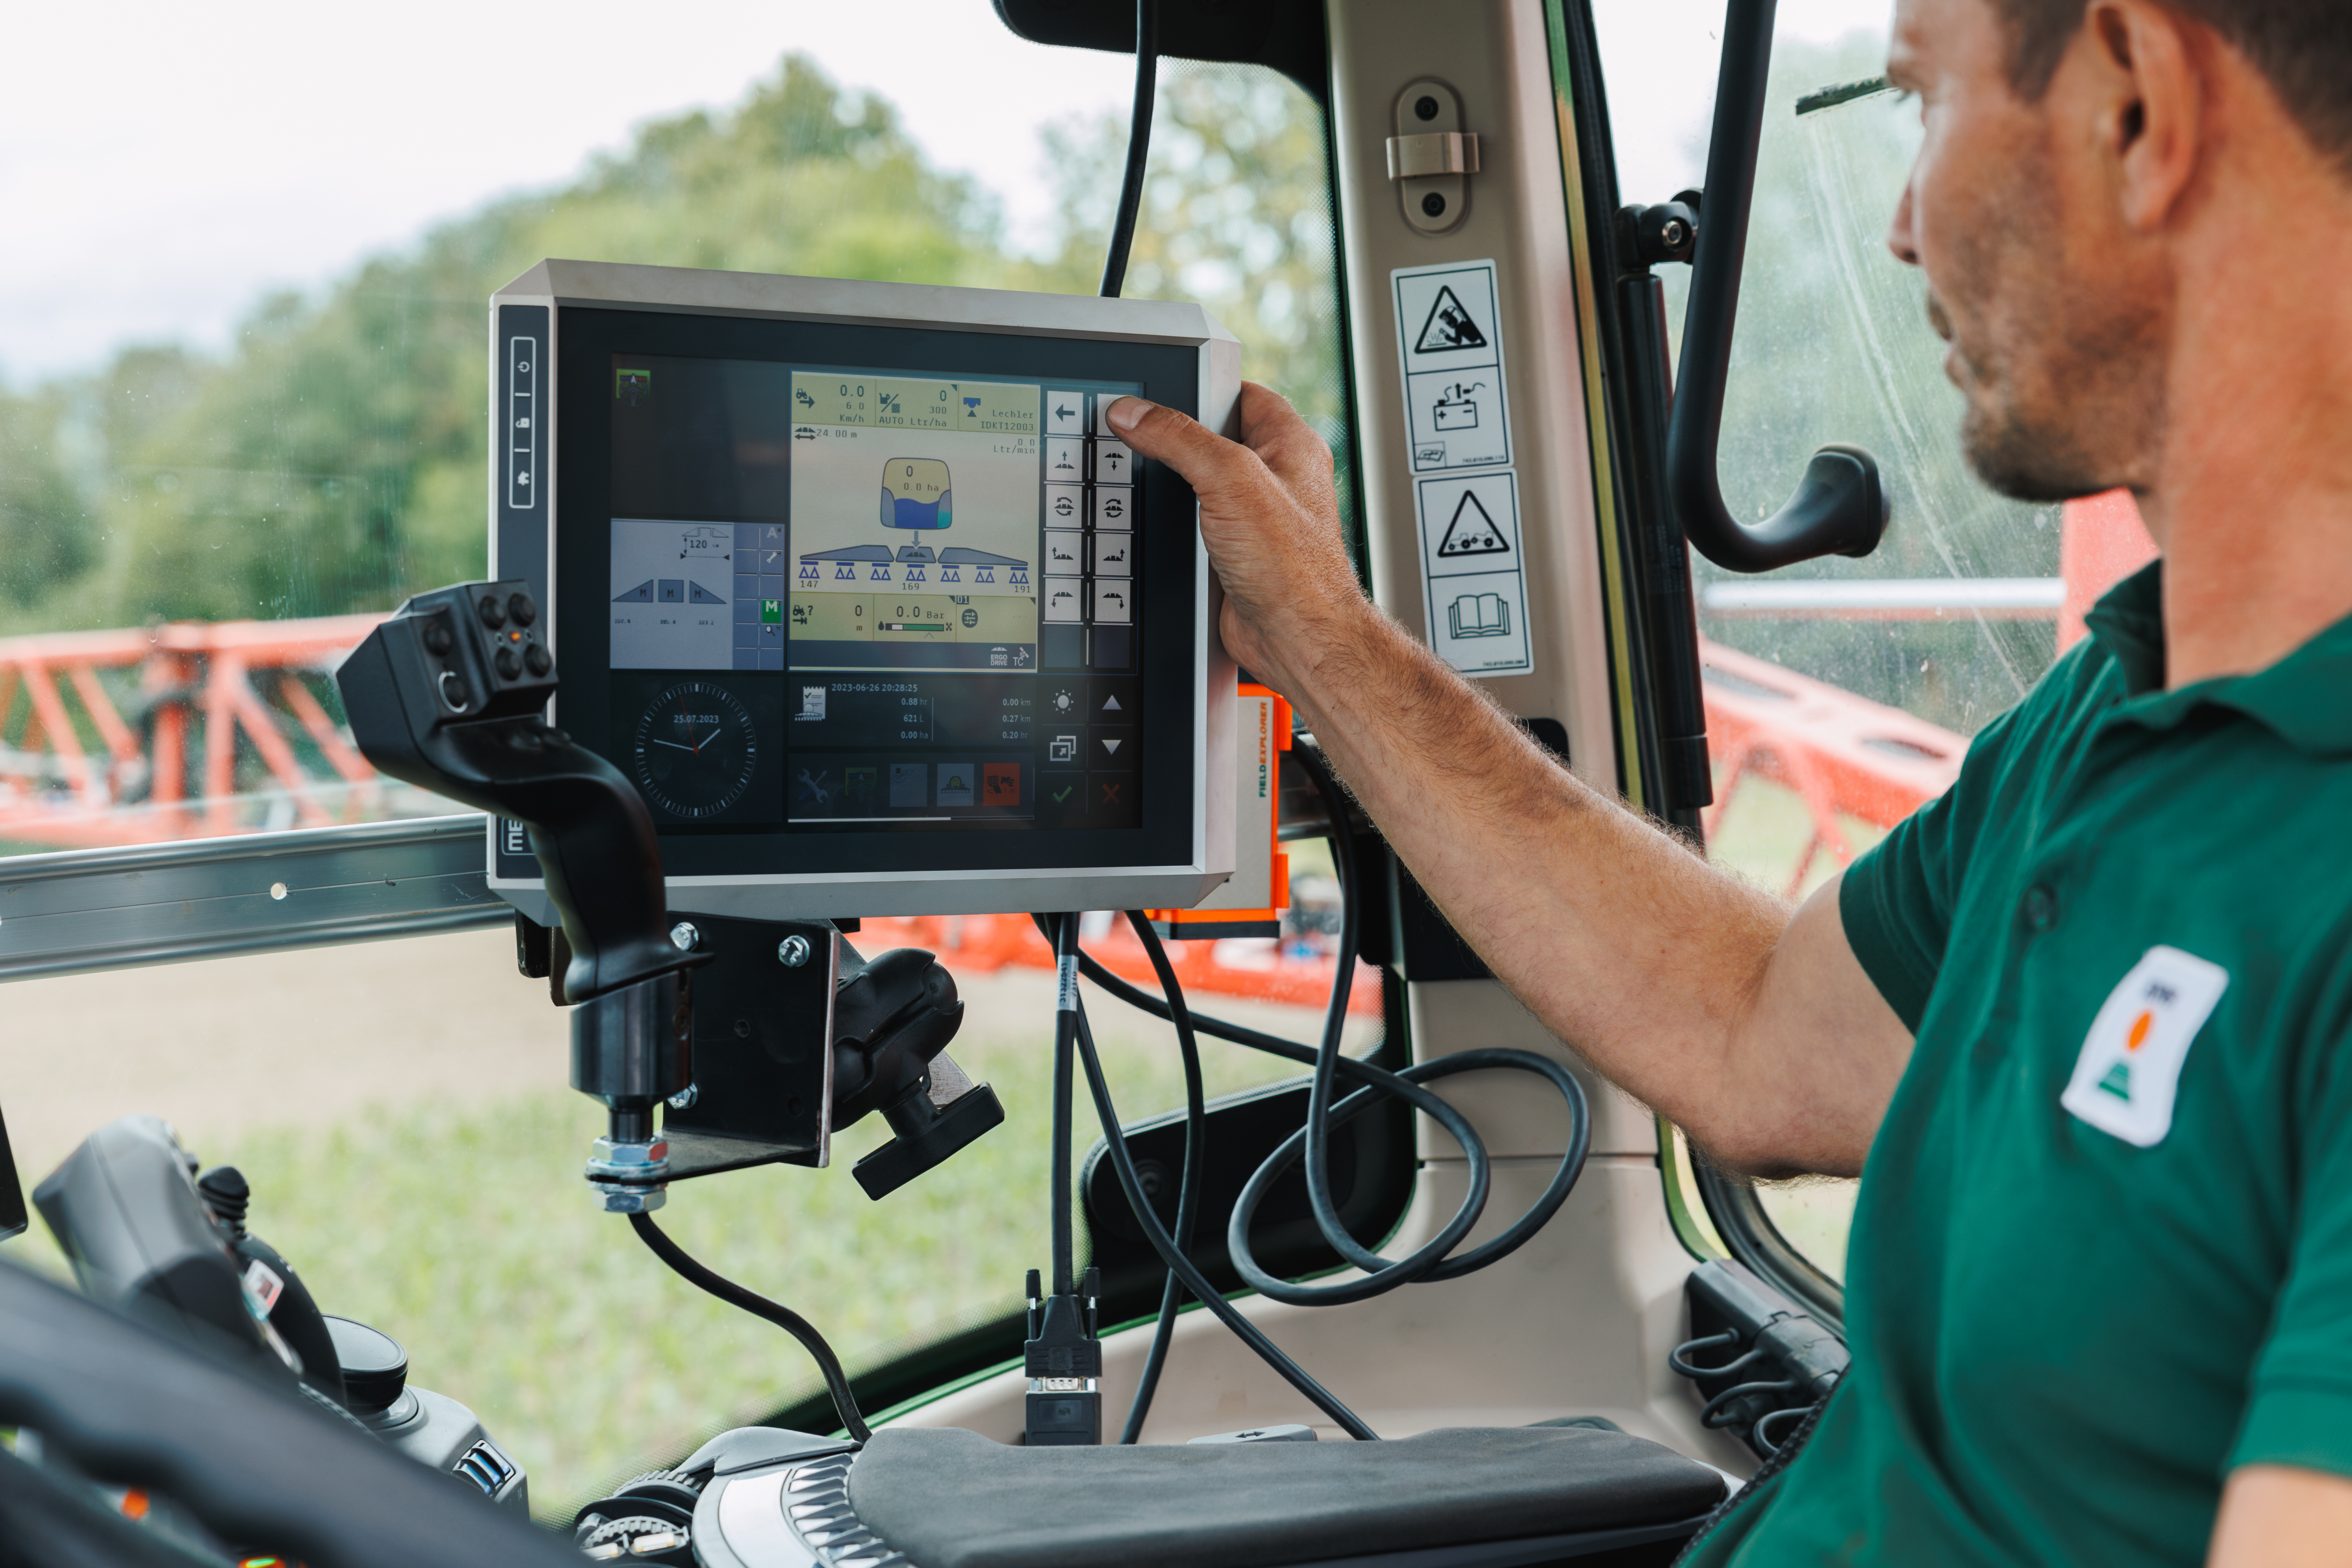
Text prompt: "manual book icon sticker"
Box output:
[[2060, 944, 2229, 1148]]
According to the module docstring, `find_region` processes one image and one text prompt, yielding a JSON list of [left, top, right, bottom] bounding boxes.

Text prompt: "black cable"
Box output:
[[1223, 743, 1591, 1305], [1050, 913, 1078, 1298], [1036, 737, 1592, 1421], [1041, 927, 1499, 1263], [1118, 910, 1205, 1444], [628, 1210, 871, 1443], [1698, 1377, 1800, 1429], [1069, 987, 1380, 1439], [1099, 0, 1160, 298], [1751, 1404, 1809, 1456], [1072, 947, 1337, 1061], [1225, 1046, 1589, 1305], [1667, 1332, 1766, 1381]]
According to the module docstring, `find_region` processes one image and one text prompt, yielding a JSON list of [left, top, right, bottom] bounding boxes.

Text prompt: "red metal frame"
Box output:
[[0, 614, 388, 848], [6, 491, 2159, 991]]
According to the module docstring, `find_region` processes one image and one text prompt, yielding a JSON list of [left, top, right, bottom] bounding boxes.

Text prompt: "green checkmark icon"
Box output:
[[1050, 786, 1074, 804]]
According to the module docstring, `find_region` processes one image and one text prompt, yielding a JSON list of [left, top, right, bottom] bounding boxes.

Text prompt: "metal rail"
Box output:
[[0, 815, 502, 982]]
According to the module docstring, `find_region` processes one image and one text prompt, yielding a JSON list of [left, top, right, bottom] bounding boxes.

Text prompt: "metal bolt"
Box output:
[[667, 1084, 699, 1111], [669, 921, 699, 951], [1662, 218, 1690, 249], [1421, 191, 1448, 218], [778, 934, 812, 968], [1414, 94, 1439, 121]]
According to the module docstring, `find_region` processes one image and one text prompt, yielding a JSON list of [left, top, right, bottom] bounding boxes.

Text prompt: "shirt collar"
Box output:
[[2087, 559, 2352, 757]]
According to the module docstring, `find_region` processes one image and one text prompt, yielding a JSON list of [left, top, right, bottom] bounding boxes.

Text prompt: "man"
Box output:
[[1103, 0, 2352, 1559]]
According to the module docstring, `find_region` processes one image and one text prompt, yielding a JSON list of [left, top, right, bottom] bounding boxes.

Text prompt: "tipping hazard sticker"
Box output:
[[1393, 260, 1510, 474], [1394, 259, 1530, 678]]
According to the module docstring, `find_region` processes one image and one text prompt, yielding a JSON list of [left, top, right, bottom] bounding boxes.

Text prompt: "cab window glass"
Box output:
[[1, 19, 1365, 1516], [0, 21, 1349, 858], [0, 925, 1370, 1515], [1591, 0, 2154, 1280]]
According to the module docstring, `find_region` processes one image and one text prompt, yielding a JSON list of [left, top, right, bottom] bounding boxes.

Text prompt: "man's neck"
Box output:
[[2138, 143, 2352, 688]]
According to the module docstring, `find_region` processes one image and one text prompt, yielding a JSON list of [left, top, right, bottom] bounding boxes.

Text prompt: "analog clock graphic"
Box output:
[[633, 681, 759, 819]]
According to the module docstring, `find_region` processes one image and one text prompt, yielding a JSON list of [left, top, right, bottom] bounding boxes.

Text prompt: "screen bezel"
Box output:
[[551, 305, 1205, 881]]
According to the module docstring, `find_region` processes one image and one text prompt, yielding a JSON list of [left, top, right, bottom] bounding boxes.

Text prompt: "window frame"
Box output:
[[0, 816, 503, 981], [1549, 0, 1851, 1326]]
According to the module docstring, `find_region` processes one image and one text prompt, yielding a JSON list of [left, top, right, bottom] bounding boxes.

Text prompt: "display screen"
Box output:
[[600, 352, 1148, 839]]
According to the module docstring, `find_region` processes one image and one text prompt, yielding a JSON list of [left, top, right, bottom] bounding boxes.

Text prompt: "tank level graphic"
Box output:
[[881, 458, 952, 530]]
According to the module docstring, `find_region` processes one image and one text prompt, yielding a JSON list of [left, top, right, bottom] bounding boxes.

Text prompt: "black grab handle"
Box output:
[[1666, 0, 1890, 573]]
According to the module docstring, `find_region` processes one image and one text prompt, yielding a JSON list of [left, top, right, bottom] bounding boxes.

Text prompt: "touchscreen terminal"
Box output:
[[485, 260, 1237, 920]]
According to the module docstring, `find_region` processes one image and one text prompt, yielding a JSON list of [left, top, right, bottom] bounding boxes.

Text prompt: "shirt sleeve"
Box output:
[[2228, 939, 2352, 1478], [1837, 693, 2034, 1035]]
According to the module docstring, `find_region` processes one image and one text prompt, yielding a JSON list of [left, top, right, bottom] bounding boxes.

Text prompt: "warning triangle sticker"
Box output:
[[1415, 286, 1489, 353], [1435, 492, 1510, 557]]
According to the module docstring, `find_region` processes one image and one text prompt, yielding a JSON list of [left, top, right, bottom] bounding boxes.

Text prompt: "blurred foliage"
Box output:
[[1680, 34, 2063, 735], [0, 55, 1341, 637], [1035, 65, 1348, 460]]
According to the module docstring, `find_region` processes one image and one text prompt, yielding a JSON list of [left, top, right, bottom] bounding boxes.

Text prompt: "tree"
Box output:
[[0, 55, 1350, 640]]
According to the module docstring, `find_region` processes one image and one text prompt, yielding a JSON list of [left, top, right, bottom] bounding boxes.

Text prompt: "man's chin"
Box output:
[[1960, 405, 2104, 504]]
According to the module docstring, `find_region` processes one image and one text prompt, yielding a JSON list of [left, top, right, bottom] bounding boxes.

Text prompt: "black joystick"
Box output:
[[338, 581, 702, 1211]]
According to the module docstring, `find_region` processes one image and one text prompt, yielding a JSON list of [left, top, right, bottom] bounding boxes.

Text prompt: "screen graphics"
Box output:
[[601, 354, 1148, 841]]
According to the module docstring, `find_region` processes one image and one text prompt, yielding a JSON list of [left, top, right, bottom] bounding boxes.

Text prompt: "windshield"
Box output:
[[0, 13, 1348, 858], [1592, 0, 2158, 1283], [1, 9, 1365, 1517]]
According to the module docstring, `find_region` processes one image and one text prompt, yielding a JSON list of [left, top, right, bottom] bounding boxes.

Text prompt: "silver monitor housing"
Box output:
[[484, 259, 1239, 922]]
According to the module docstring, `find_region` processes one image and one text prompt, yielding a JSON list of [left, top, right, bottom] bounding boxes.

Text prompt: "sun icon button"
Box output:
[[1050, 688, 1078, 716]]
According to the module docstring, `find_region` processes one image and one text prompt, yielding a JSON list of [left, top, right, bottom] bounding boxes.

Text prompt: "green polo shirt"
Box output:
[[1688, 562, 2352, 1567]]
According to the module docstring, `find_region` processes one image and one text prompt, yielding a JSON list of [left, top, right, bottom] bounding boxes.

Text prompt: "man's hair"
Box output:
[[1992, 0, 2352, 172]]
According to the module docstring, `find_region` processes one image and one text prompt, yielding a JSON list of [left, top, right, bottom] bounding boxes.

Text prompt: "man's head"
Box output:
[[1885, 0, 2352, 503]]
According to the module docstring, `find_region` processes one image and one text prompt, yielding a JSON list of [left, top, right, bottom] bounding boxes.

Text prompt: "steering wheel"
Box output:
[[0, 1259, 581, 1568]]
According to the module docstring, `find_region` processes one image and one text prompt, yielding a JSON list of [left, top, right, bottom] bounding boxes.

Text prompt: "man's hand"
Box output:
[[1104, 385, 1367, 692], [1105, 386, 1911, 1177]]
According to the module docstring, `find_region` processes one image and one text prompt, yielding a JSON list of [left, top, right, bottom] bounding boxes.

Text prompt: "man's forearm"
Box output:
[[1260, 595, 1887, 1176], [1101, 384, 1905, 1174]]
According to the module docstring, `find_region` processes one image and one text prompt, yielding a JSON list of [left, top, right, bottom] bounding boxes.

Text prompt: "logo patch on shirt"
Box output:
[[2060, 945, 2229, 1147]]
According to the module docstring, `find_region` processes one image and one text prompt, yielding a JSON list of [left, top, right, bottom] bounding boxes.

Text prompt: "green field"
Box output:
[[8, 965, 1328, 1522]]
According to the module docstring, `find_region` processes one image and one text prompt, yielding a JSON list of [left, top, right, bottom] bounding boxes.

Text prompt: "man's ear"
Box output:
[[2083, 0, 2205, 232]]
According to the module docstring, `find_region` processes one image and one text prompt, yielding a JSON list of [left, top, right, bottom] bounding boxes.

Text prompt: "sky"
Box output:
[[0, 0, 1893, 388]]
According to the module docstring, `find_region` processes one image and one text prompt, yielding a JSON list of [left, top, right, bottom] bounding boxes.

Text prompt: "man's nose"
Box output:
[[1887, 179, 1922, 267]]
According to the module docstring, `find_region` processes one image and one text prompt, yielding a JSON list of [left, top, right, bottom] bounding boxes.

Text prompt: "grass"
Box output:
[[12, 978, 1323, 1522]]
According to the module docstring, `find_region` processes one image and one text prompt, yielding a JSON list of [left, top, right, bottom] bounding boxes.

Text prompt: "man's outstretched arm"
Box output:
[[1109, 386, 1911, 1177]]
